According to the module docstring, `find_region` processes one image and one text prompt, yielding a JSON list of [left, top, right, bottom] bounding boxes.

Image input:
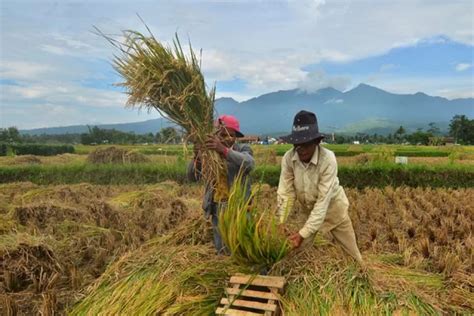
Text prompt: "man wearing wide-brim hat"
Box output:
[[277, 110, 363, 263]]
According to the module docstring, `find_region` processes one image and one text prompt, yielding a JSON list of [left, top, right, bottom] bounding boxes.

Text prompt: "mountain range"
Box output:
[[21, 83, 473, 136]]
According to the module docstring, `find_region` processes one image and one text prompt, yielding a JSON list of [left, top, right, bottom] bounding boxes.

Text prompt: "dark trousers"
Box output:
[[210, 203, 229, 255]]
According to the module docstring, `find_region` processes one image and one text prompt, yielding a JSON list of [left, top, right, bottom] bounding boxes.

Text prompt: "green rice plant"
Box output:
[[218, 174, 289, 268], [1, 162, 473, 187], [343, 265, 379, 315], [383, 266, 443, 290], [372, 146, 395, 164], [406, 293, 441, 315], [378, 292, 398, 316], [98, 25, 228, 200], [281, 271, 338, 315]]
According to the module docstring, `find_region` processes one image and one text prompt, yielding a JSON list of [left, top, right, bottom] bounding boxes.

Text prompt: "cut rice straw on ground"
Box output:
[[69, 242, 249, 315]]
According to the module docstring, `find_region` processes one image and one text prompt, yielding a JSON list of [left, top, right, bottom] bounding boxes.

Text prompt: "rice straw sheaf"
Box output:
[[69, 242, 249, 315], [98, 26, 228, 199], [219, 174, 290, 268]]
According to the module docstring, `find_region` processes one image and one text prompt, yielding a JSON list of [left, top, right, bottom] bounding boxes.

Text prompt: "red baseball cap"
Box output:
[[216, 115, 244, 137]]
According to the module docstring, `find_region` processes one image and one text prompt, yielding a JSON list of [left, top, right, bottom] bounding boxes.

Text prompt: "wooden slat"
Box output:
[[220, 298, 277, 312], [215, 307, 264, 316], [266, 288, 278, 316], [225, 288, 279, 300], [230, 275, 285, 289]]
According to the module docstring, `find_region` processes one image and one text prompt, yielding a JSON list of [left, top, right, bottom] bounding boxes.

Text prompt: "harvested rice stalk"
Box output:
[[219, 175, 289, 268], [99, 26, 227, 199], [276, 244, 445, 315], [69, 243, 249, 315]]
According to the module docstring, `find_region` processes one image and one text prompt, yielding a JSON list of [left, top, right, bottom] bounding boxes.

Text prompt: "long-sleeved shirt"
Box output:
[[187, 143, 255, 217], [276, 145, 349, 239]]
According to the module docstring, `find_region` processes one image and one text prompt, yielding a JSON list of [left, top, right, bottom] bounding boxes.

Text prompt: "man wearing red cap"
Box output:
[[187, 114, 255, 255]]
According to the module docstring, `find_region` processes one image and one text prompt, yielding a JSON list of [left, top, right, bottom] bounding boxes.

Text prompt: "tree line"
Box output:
[[2, 115, 473, 145], [330, 115, 473, 145], [0, 126, 183, 145]]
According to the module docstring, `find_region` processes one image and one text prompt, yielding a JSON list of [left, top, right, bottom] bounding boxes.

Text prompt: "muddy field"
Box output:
[[0, 182, 473, 314]]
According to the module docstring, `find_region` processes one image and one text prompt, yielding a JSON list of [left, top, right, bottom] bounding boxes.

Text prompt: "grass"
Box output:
[[0, 161, 472, 187], [72, 143, 474, 157]]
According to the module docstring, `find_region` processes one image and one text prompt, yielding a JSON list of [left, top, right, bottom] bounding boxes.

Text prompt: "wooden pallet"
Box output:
[[216, 273, 286, 316]]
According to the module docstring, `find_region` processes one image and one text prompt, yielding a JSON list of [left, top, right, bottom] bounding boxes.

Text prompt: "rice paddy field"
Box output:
[[2, 143, 474, 167], [0, 145, 473, 315]]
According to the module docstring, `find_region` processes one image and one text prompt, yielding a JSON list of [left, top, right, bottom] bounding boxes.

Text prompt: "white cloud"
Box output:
[[436, 88, 474, 99], [0, 81, 146, 129], [380, 64, 397, 72], [324, 98, 344, 104], [1, 82, 126, 108], [52, 33, 93, 50], [41, 44, 67, 55], [202, 50, 307, 92], [0, 61, 55, 81], [455, 63, 472, 72], [297, 70, 351, 93], [365, 76, 474, 100], [1, 0, 473, 127]]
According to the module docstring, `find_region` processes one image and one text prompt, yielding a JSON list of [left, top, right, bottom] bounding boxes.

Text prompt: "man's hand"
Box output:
[[205, 135, 227, 156], [288, 232, 304, 249]]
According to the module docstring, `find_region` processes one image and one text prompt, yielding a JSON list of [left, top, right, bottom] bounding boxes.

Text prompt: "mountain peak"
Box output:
[[296, 86, 342, 95], [345, 83, 391, 96], [414, 92, 427, 96], [215, 97, 238, 103], [318, 86, 342, 94], [20, 84, 472, 136], [354, 83, 380, 90]]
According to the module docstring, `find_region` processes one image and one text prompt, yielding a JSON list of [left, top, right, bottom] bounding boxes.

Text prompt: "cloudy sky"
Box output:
[[1, 0, 473, 129]]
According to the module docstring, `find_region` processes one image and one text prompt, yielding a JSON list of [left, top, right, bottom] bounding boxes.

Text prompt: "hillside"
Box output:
[[21, 84, 473, 136]]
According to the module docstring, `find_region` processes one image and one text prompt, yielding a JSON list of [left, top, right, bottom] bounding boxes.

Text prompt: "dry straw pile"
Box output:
[[87, 146, 149, 164], [0, 182, 200, 315], [1, 183, 473, 314]]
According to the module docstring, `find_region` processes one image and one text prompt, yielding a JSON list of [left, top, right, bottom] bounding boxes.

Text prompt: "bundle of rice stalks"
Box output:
[[0, 215, 17, 234], [354, 153, 372, 165], [158, 206, 213, 246], [17, 183, 119, 208], [273, 243, 450, 315], [69, 242, 249, 315], [0, 234, 62, 294], [12, 155, 42, 165], [219, 175, 289, 268], [111, 189, 188, 239], [109, 182, 181, 211], [99, 26, 227, 200], [87, 146, 149, 164]]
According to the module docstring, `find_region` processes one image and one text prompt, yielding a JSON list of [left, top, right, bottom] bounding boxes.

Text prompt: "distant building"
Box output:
[[443, 137, 455, 145], [430, 136, 455, 145], [239, 135, 260, 144]]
